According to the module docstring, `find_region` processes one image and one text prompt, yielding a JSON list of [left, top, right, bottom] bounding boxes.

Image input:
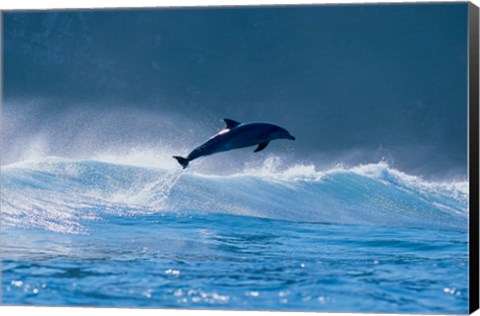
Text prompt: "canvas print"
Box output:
[[1, 3, 475, 314]]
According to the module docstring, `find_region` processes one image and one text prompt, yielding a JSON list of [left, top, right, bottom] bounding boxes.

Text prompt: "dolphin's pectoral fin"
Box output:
[[224, 118, 241, 129], [254, 141, 270, 153]]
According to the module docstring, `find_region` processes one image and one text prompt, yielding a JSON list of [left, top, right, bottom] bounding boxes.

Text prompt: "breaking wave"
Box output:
[[1, 157, 468, 234]]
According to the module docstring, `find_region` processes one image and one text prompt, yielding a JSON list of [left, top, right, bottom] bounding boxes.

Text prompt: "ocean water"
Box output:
[[1, 158, 469, 313]]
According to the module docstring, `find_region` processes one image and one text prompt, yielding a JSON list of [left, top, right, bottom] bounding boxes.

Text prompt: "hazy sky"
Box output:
[[3, 3, 469, 179]]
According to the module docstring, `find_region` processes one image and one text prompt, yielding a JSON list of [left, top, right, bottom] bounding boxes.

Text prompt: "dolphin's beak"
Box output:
[[288, 134, 296, 141]]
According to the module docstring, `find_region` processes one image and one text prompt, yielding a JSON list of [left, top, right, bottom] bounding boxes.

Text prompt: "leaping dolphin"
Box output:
[[173, 119, 295, 169]]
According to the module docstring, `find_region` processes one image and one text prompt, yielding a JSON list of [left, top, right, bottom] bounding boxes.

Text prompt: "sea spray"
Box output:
[[139, 168, 186, 208]]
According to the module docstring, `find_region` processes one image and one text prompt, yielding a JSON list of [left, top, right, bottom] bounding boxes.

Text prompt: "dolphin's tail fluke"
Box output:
[[173, 156, 189, 169]]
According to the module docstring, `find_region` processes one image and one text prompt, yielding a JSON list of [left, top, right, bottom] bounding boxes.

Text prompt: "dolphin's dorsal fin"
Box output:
[[224, 119, 241, 129], [254, 141, 270, 153]]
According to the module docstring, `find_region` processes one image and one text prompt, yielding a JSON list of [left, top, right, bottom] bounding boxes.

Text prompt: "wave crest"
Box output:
[[1, 157, 468, 234]]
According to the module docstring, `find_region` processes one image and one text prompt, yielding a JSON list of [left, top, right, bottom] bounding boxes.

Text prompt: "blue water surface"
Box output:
[[1, 158, 469, 313]]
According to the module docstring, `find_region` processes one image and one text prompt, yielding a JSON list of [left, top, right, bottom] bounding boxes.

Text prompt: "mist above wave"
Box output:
[[2, 97, 468, 181]]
